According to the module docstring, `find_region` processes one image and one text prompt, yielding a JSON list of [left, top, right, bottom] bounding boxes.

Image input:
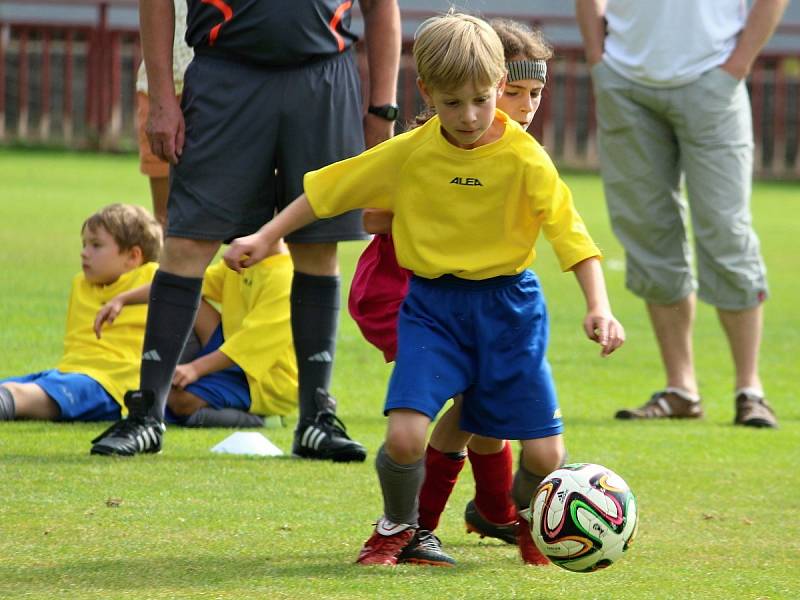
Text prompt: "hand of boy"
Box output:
[[583, 310, 625, 357], [223, 232, 270, 273], [172, 363, 200, 389], [94, 298, 125, 339]]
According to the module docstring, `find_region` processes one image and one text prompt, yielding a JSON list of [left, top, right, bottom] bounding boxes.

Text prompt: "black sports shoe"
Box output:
[[398, 529, 456, 567], [464, 499, 519, 545], [292, 388, 367, 462], [90, 390, 165, 456]]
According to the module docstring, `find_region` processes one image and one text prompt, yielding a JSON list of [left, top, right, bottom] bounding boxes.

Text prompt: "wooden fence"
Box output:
[[1, 5, 799, 176]]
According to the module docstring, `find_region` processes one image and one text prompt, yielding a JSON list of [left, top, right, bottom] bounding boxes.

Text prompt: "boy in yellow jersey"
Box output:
[[223, 12, 625, 567], [351, 18, 563, 566], [93, 240, 297, 430], [0, 204, 161, 422]]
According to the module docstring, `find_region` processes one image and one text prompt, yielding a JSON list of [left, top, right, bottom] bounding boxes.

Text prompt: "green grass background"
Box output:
[[0, 148, 798, 599]]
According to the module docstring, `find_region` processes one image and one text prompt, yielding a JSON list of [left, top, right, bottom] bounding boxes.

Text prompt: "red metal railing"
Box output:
[[1, 3, 799, 177]]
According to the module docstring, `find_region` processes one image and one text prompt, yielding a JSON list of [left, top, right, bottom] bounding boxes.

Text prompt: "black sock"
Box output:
[[376, 444, 424, 527], [183, 407, 265, 428], [291, 272, 340, 423], [139, 270, 202, 419], [0, 386, 15, 420]]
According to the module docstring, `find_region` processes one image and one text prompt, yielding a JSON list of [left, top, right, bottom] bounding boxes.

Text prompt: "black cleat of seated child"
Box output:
[[90, 390, 165, 456], [292, 388, 367, 462]]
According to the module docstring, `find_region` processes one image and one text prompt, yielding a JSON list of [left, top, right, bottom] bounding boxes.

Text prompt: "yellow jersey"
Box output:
[[305, 110, 601, 280], [201, 254, 297, 416], [57, 262, 158, 413]]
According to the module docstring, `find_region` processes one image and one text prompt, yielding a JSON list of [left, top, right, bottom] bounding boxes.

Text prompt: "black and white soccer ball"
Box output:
[[530, 463, 638, 572]]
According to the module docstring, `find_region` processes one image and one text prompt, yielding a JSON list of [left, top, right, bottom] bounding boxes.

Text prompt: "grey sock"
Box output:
[[376, 444, 424, 527], [512, 450, 569, 510], [183, 407, 265, 428], [512, 462, 546, 511], [177, 330, 202, 365], [0, 386, 15, 420]]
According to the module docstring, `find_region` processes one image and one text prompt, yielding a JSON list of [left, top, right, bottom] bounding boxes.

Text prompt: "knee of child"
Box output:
[[520, 440, 565, 477], [384, 433, 426, 465], [167, 390, 205, 417]]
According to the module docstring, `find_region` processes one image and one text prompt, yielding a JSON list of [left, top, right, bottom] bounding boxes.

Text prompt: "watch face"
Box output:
[[385, 105, 399, 120], [371, 104, 399, 121]]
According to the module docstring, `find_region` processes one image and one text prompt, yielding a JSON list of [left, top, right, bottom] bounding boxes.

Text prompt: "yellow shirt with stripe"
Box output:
[[201, 254, 297, 417], [304, 110, 601, 279], [57, 262, 159, 414]]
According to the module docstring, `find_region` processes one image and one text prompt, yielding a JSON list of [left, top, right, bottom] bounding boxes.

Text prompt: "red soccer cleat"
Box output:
[[356, 525, 415, 566], [517, 511, 550, 566]]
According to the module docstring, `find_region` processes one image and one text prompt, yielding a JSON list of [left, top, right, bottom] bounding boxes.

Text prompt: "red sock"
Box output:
[[418, 445, 465, 531], [469, 441, 516, 524]]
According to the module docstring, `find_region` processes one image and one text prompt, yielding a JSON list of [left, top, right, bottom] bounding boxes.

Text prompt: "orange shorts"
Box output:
[[136, 91, 180, 179]]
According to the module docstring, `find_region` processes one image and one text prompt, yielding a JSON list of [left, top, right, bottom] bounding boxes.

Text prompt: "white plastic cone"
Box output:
[[210, 431, 284, 457]]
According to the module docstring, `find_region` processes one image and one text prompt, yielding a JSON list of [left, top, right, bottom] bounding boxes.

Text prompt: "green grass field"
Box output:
[[0, 148, 798, 599]]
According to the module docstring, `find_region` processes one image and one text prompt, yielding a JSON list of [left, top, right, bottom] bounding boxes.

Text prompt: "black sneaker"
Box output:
[[398, 529, 456, 567], [90, 390, 165, 456], [292, 389, 367, 462], [464, 500, 519, 545]]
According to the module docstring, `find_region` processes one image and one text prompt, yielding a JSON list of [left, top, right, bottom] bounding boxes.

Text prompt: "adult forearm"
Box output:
[[575, 0, 607, 65], [139, 0, 176, 99], [361, 0, 400, 105], [725, 0, 789, 78]]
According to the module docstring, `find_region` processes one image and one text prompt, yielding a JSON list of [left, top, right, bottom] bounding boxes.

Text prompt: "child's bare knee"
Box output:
[[167, 390, 206, 417], [520, 438, 565, 476], [384, 433, 425, 464]]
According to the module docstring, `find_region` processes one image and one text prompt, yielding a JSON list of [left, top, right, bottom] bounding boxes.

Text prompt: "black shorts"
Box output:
[[167, 49, 368, 243]]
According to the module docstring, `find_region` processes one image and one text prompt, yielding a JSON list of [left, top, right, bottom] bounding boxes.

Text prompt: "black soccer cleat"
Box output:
[[292, 388, 367, 462], [90, 390, 165, 456], [398, 529, 456, 567], [464, 499, 519, 545]]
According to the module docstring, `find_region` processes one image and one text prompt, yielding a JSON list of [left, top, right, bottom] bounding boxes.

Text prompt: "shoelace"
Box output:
[[316, 412, 350, 438], [414, 530, 444, 551]]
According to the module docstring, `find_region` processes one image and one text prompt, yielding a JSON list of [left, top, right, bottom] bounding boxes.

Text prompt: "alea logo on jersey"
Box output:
[[450, 177, 483, 186]]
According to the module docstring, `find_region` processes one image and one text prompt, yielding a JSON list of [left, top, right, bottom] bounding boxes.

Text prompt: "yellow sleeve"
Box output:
[[216, 264, 292, 379], [201, 261, 226, 304], [303, 135, 407, 218], [528, 153, 602, 271]]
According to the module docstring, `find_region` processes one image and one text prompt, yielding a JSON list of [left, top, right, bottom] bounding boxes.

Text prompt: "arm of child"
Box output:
[[172, 350, 235, 389], [363, 209, 394, 234], [223, 194, 317, 272], [94, 283, 152, 339], [571, 257, 625, 357]]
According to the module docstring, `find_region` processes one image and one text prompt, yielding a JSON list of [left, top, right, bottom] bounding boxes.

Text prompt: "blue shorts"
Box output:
[[386, 270, 563, 440], [0, 370, 120, 421], [166, 325, 251, 423]]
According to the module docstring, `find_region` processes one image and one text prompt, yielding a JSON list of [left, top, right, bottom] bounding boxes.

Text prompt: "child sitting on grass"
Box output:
[[93, 239, 297, 429], [349, 18, 563, 565], [0, 203, 161, 422], [222, 12, 625, 567]]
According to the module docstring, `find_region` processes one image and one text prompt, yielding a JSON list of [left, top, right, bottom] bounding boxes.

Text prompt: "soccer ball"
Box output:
[[529, 463, 638, 572]]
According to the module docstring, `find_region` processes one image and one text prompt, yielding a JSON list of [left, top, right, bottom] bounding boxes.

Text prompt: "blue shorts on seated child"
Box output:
[[385, 269, 563, 441], [165, 325, 251, 423], [0, 371, 120, 421]]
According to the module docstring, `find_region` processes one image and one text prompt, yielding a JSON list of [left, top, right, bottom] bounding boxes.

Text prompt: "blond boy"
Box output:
[[223, 13, 624, 566], [0, 204, 161, 422]]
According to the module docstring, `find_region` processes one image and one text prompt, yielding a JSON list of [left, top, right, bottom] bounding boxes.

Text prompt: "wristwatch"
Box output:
[[368, 103, 400, 121]]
